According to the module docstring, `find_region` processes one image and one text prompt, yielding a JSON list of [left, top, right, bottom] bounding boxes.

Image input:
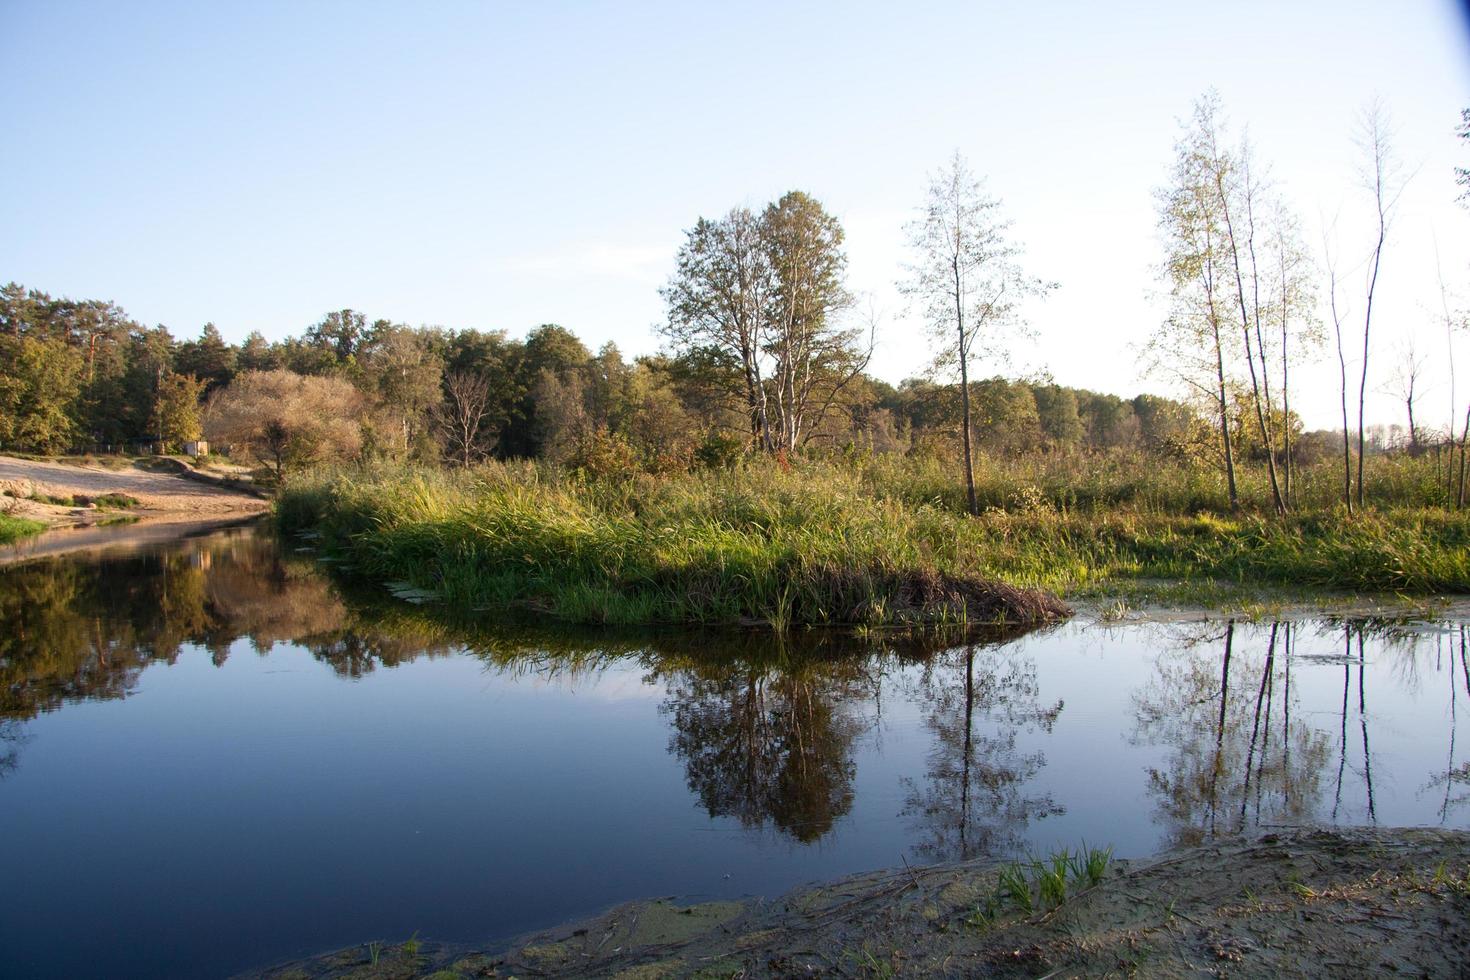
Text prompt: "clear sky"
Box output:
[[3, 0, 1469, 429]]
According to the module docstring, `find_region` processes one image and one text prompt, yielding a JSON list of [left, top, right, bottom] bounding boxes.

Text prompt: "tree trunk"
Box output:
[[1332, 292, 1353, 514], [954, 259, 979, 516], [1219, 181, 1284, 515], [1212, 320, 1238, 510], [1281, 315, 1293, 507], [1356, 223, 1387, 509], [1457, 402, 1470, 509], [959, 347, 978, 517]]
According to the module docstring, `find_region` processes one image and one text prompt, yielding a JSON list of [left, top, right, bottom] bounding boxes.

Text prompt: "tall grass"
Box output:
[[0, 513, 47, 545], [277, 459, 1073, 629], [277, 452, 1470, 627]]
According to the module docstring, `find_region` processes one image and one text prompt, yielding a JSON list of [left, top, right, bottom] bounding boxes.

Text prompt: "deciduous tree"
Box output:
[[902, 152, 1050, 514]]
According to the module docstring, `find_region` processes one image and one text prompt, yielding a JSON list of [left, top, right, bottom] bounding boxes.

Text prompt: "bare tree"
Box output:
[[1268, 201, 1319, 507], [1384, 338, 1427, 454], [1351, 104, 1405, 507], [436, 368, 495, 467], [901, 152, 1051, 515], [1324, 228, 1356, 513]]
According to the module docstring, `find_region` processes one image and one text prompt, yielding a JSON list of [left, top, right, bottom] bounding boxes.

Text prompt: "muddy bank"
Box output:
[[244, 827, 1469, 979]]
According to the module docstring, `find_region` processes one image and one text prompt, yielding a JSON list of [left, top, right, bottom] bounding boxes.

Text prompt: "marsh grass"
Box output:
[[0, 513, 46, 544], [276, 460, 1072, 629], [277, 453, 1470, 629]]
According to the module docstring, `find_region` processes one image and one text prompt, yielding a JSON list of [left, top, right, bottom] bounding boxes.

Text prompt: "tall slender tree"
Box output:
[[901, 152, 1051, 515], [1351, 105, 1403, 508]]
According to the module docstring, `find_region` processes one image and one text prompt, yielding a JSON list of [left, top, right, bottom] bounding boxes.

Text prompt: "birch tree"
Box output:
[[761, 191, 867, 453], [1266, 202, 1319, 507], [660, 208, 773, 448], [1350, 105, 1404, 508], [1149, 101, 1242, 509], [901, 152, 1051, 516]]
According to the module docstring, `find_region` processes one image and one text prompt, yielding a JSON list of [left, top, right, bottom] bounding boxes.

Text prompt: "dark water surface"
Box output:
[[2, 525, 1467, 978]]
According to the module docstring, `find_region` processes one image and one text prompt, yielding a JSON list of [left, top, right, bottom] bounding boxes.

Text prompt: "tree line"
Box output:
[[0, 278, 1221, 474], [4, 93, 1463, 500]]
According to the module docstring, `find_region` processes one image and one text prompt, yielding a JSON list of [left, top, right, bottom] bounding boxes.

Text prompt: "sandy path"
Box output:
[[0, 455, 270, 521]]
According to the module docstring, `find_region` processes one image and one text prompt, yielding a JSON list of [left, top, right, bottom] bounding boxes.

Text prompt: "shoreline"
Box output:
[[242, 826, 1470, 979], [0, 513, 267, 566]]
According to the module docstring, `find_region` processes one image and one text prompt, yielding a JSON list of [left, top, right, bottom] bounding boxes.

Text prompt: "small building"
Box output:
[[184, 440, 209, 458]]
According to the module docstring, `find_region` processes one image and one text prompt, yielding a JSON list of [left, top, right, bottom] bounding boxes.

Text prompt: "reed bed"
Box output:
[[277, 452, 1470, 627]]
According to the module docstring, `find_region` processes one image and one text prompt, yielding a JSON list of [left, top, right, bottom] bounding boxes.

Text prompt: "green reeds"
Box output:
[[978, 845, 1114, 924], [275, 460, 1071, 629], [277, 453, 1470, 630], [0, 513, 46, 544]]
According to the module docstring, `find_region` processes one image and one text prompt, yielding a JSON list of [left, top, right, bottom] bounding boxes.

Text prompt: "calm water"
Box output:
[[2, 525, 1467, 978]]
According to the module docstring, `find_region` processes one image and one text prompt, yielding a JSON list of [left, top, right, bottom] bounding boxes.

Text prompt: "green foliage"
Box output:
[[694, 431, 744, 469], [280, 452, 1470, 637], [92, 493, 141, 510], [150, 373, 206, 451], [986, 845, 1113, 921], [997, 863, 1033, 914], [0, 335, 83, 453], [276, 459, 1072, 630], [0, 514, 47, 545]]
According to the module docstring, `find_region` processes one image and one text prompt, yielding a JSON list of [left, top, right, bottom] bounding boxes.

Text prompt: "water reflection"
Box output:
[[4, 525, 1470, 978], [656, 658, 868, 842], [901, 644, 1063, 861], [1133, 622, 1330, 846], [2, 523, 1467, 850], [0, 528, 336, 723]]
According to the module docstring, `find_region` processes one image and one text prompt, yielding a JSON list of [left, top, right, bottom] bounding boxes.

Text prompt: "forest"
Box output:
[[0, 279, 1230, 469]]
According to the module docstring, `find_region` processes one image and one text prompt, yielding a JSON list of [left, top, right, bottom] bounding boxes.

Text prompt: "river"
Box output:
[[1, 522, 1466, 978]]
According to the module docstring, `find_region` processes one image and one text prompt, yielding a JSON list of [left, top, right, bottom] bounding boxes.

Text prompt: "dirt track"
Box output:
[[0, 455, 269, 523]]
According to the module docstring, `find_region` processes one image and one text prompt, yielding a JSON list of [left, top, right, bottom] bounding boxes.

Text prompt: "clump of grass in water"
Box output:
[[0, 511, 47, 544], [92, 492, 141, 510]]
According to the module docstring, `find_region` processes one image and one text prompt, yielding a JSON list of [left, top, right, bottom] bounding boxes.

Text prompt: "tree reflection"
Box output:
[[0, 530, 346, 757], [654, 655, 873, 843], [1133, 621, 1332, 847], [900, 643, 1063, 862], [1426, 624, 1470, 819]]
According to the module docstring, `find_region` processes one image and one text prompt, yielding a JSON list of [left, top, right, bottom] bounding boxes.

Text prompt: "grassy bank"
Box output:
[[276, 461, 1073, 629], [0, 513, 47, 545], [277, 455, 1470, 627]]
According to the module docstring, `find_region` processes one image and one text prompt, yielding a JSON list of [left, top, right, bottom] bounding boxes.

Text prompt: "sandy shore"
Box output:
[[0, 454, 269, 526]]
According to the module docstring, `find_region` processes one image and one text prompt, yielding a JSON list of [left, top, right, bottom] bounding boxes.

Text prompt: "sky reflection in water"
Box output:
[[1, 525, 1466, 978]]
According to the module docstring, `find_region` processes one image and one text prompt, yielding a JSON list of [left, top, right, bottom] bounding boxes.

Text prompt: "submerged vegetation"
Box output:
[[277, 451, 1470, 630]]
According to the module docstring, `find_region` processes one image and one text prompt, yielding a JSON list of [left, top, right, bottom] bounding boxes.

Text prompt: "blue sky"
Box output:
[[3, 1, 1469, 428]]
